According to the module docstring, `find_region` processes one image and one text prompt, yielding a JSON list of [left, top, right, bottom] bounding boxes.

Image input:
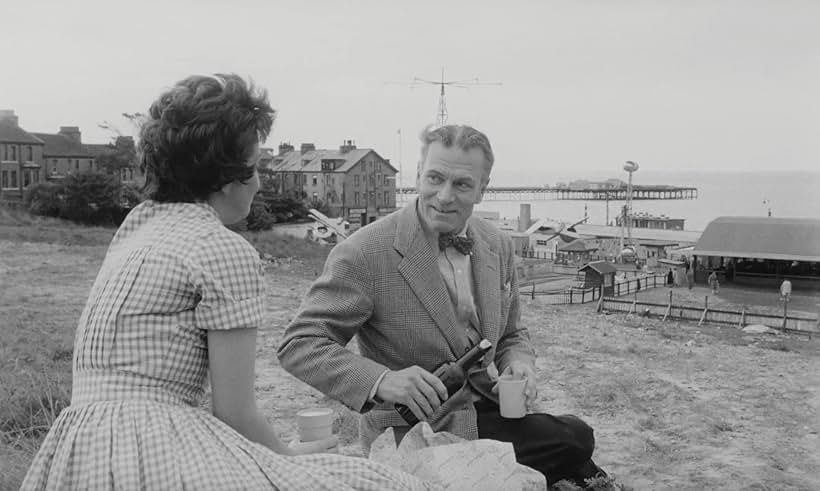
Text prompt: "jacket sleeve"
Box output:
[[493, 236, 536, 373], [276, 238, 388, 413]]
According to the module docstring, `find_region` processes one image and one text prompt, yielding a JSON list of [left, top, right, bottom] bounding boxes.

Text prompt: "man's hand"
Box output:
[[493, 360, 538, 407], [376, 366, 448, 422]]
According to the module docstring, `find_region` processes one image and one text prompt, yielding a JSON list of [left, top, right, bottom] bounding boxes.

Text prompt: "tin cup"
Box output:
[[498, 374, 527, 419], [296, 408, 334, 442]]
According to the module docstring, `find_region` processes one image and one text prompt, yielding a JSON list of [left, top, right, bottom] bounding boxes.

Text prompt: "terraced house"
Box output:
[[0, 109, 140, 201], [265, 140, 397, 226]]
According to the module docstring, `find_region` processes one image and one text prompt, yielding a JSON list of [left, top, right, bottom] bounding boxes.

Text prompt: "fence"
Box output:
[[599, 292, 819, 335], [523, 273, 668, 306]]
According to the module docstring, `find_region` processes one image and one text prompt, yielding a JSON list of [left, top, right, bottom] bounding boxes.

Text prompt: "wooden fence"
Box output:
[[524, 273, 668, 306], [599, 293, 819, 335]]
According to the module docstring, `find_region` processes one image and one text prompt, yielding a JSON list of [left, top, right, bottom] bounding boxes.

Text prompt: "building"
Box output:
[[0, 109, 140, 201], [265, 140, 397, 225], [616, 211, 685, 230], [692, 216, 820, 289], [579, 260, 618, 294]]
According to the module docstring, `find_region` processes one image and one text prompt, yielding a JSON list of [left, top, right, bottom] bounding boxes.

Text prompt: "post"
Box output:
[[630, 289, 637, 314], [662, 289, 672, 322], [531, 282, 535, 300], [739, 306, 746, 328], [698, 295, 708, 326]]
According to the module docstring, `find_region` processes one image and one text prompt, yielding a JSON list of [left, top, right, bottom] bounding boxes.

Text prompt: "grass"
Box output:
[[3, 207, 820, 490]]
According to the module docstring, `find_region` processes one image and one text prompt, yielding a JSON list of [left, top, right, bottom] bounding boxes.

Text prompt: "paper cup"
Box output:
[[498, 374, 527, 419], [297, 408, 334, 442]]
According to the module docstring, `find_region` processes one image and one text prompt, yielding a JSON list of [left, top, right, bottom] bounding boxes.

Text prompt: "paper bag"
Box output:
[[369, 422, 546, 491]]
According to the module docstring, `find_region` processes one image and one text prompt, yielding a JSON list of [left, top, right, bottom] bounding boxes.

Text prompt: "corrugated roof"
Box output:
[[574, 224, 702, 245], [692, 216, 820, 262], [31, 132, 93, 157], [580, 260, 618, 274], [0, 121, 44, 144], [268, 148, 397, 174], [558, 239, 598, 252]]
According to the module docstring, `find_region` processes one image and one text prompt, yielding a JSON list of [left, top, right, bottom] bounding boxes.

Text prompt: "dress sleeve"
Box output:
[[193, 233, 265, 331]]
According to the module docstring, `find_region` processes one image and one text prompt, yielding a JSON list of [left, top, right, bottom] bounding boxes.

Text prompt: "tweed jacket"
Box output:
[[277, 200, 535, 446]]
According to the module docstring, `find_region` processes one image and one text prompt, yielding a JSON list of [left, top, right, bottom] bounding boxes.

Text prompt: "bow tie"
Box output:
[[438, 233, 474, 255]]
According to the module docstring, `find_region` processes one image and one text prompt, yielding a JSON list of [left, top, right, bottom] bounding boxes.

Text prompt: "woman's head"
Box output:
[[139, 74, 275, 204]]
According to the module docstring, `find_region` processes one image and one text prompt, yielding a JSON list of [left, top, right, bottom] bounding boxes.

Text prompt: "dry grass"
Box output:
[[2, 208, 819, 490]]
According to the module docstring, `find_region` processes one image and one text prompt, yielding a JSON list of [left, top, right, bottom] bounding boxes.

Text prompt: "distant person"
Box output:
[[22, 74, 432, 490], [278, 124, 607, 487], [667, 269, 674, 286], [708, 271, 719, 294], [686, 267, 695, 290], [780, 279, 792, 302]]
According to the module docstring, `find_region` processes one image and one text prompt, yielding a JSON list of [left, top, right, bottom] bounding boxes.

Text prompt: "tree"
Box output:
[[95, 136, 137, 179], [59, 171, 123, 225]]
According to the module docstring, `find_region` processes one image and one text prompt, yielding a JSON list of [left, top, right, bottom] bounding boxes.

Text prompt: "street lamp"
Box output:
[[619, 161, 639, 259]]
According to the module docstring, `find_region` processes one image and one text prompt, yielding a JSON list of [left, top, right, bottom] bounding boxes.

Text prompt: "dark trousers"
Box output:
[[475, 399, 597, 485]]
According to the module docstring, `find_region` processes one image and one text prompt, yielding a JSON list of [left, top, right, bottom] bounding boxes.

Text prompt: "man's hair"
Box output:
[[417, 124, 494, 182], [139, 73, 275, 202]]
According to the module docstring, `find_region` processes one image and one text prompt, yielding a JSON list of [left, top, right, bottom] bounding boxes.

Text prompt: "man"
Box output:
[[278, 125, 604, 486]]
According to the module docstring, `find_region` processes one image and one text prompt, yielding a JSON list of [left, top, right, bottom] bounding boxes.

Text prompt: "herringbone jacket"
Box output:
[[277, 200, 535, 448]]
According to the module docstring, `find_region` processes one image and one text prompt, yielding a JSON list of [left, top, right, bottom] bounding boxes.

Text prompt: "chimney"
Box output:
[[59, 126, 82, 144], [518, 204, 532, 232], [0, 109, 19, 126], [278, 142, 294, 155], [300, 143, 316, 154], [339, 139, 356, 153]]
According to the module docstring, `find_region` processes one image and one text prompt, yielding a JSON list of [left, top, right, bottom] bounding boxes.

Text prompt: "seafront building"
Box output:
[[0, 109, 140, 201], [263, 140, 397, 226]]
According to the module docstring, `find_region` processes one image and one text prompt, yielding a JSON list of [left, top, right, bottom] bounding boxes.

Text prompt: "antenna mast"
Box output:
[[402, 67, 502, 127]]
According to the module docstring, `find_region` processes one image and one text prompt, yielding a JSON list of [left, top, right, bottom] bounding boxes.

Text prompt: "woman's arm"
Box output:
[[208, 328, 294, 455]]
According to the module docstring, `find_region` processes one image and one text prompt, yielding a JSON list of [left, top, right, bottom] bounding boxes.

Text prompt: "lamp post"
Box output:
[[619, 161, 639, 260]]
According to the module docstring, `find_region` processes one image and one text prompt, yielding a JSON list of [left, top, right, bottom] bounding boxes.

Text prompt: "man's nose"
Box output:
[[437, 182, 455, 203]]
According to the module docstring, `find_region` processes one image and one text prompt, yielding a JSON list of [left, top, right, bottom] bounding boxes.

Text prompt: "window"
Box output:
[[354, 175, 359, 186], [10, 170, 17, 187], [354, 192, 359, 205], [1, 170, 7, 188], [384, 191, 389, 204], [10, 145, 17, 161], [370, 175, 375, 187], [376, 173, 381, 186], [23, 170, 30, 187], [301, 174, 307, 185], [75, 160, 80, 171], [25, 146, 33, 162], [384, 175, 390, 185], [312, 175, 317, 186]]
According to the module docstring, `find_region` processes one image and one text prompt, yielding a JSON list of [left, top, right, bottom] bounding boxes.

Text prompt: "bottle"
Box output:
[[396, 339, 492, 426]]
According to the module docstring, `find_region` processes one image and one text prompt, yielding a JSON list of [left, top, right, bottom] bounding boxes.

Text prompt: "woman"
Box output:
[[22, 74, 436, 490]]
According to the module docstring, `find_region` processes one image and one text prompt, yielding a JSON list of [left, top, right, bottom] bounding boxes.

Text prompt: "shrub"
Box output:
[[23, 182, 64, 218], [59, 171, 123, 226]]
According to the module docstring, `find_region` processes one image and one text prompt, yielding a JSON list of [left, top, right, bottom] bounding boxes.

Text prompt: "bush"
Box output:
[[23, 182, 64, 217], [59, 171, 123, 226]]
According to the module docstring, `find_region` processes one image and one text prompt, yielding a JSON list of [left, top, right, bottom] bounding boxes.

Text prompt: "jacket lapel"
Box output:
[[394, 201, 464, 358], [469, 220, 501, 345]]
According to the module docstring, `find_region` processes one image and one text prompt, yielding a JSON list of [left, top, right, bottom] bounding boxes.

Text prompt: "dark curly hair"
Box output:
[[139, 73, 275, 202]]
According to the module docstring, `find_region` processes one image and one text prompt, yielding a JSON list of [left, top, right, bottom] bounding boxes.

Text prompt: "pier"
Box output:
[[396, 185, 698, 203]]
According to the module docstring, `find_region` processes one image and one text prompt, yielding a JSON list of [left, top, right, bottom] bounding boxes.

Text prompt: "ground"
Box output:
[[2, 229, 819, 490]]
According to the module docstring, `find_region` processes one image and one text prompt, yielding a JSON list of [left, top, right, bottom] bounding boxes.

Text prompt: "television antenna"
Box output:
[[387, 67, 502, 127]]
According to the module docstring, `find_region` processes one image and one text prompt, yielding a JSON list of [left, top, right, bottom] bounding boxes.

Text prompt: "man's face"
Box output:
[[416, 141, 488, 235]]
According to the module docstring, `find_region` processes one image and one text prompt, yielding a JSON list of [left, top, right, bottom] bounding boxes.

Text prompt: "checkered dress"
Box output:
[[22, 201, 436, 491]]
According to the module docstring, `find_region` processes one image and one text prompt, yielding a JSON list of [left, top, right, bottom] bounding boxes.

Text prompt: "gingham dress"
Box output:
[[22, 201, 436, 491]]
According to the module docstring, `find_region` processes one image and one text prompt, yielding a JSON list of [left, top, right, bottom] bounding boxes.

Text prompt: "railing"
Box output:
[[599, 293, 819, 335], [523, 273, 668, 305]]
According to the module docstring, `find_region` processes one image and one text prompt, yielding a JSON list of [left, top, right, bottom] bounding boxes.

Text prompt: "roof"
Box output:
[[692, 216, 820, 262], [268, 148, 397, 174], [0, 121, 44, 144], [558, 239, 598, 252], [574, 224, 701, 245], [30, 132, 93, 157], [579, 260, 618, 274]]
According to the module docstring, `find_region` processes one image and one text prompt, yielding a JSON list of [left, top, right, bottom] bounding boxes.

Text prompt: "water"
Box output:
[[470, 171, 820, 231]]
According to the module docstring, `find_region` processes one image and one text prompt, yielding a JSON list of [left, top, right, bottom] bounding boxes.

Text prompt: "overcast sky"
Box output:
[[2, 0, 817, 186]]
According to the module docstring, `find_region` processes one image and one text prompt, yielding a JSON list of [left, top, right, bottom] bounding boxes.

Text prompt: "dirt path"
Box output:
[[256, 265, 820, 490]]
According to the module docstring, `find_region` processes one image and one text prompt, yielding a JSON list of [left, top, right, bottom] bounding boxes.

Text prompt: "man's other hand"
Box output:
[[376, 366, 448, 422]]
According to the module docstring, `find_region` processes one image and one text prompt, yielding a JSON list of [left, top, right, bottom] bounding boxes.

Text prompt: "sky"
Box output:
[[2, 0, 818, 187]]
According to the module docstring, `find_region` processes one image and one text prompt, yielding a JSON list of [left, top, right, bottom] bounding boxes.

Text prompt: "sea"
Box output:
[[466, 171, 820, 232]]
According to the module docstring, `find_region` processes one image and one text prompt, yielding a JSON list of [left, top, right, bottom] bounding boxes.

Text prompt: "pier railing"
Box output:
[[397, 185, 698, 203]]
